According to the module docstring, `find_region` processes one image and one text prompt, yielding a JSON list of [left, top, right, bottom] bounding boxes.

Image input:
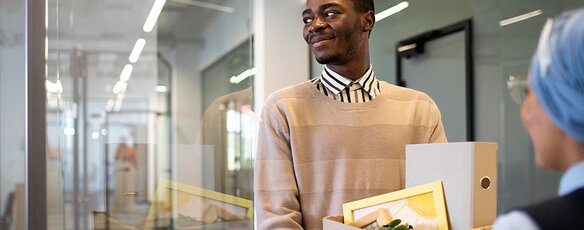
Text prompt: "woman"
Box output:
[[492, 8, 584, 229]]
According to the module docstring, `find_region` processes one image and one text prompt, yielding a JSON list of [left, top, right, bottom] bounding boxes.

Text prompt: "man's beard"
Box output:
[[315, 52, 344, 65], [315, 34, 361, 65], [315, 21, 363, 65]]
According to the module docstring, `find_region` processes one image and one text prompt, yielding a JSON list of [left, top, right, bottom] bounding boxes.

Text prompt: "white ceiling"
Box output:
[[42, 0, 236, 100]]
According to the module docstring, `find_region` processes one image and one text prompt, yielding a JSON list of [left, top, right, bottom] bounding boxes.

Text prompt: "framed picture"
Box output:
[[343, 181, 449, 230], [144, 178, 253, 229]]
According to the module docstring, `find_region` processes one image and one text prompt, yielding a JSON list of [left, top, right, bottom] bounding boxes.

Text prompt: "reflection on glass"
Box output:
[[201, 39, 254, 204], [507, 75, 528, 105], [46, 0, 169, 227], [112, 138, 137, 212], [43, 0, 253, 228], [144, 179, 253, 229]]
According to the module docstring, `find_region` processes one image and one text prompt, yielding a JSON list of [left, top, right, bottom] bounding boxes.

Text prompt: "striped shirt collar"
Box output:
[[320, 64, 378, 96]]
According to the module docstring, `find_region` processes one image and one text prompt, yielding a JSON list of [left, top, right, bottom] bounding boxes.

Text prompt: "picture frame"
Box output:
[[343, 181, 449, 230], [144, 178, 253, 229]]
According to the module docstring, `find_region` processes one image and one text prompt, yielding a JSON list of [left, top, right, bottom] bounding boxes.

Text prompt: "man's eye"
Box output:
[[325, 12, 336, 17], [303, 17, 313, 24]]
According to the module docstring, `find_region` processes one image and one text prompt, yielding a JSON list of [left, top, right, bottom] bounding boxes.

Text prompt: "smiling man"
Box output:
[[254, 0, 447, 229]]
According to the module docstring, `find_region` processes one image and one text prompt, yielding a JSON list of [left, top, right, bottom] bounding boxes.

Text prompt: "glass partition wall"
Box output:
[[44, 0, 253, 229], [0, 0, 26, 228], [3, 0, 584, 229]]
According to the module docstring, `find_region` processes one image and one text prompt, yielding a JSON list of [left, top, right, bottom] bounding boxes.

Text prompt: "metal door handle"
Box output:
[[123, 192, 138, 196]]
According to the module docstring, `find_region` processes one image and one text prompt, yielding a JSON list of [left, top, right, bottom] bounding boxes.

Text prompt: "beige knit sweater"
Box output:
[[254, 81, 447, 230]]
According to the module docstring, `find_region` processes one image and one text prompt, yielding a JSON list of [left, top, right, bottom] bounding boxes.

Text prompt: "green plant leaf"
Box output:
[[396, 225, 408, 230], [389, 219, 401, 227]]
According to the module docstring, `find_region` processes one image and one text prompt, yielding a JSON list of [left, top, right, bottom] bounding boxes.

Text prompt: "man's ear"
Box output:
[[362, 10, 375, 32]]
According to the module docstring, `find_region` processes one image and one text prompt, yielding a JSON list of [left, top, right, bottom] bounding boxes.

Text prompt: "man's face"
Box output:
[[302, 0, 367, 65]]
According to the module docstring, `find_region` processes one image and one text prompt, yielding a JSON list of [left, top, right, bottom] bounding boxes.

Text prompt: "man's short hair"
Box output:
[[352, 0, 374, 13]]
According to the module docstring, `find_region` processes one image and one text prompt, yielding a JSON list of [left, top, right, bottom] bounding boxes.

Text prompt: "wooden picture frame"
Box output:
[[144, 178, 253, 229], [343, 181, 449, 230]]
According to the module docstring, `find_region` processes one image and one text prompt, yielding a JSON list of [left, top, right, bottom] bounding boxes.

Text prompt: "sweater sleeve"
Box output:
[[428, 100, 448, 143], [254, 103, 303, 230]]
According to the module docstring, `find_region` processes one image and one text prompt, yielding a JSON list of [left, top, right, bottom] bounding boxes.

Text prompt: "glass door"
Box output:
[[45, 0, 254, 229], [396, 20, 473, 142]]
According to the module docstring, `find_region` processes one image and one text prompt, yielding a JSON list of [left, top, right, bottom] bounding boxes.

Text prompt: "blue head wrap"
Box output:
[[530, 8, 584, 144]]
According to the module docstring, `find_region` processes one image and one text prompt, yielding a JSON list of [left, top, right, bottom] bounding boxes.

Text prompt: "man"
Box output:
[[492, 8, 584, 230], [254, 0, 447, 229]]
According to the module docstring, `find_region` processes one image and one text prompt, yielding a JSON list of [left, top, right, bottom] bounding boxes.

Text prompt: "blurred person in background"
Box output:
[[112, 137, 137, 212], [492, 8, 584, 230]]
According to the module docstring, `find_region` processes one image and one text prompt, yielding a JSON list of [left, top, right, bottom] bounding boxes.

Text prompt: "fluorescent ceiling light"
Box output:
[[375, 1, 409, 22], [172, 0, 234, 13], [229, 67, 256, 84], [63, 127, 75, 136], [155, 85, 168, 92], [397, 43, 417, 53], [45, 79, 63, 93], [105, 99, 115, 112], [143, 0, 167, 32], [499, 10, 542, 27], [129, 38, 146, 63], [114, 93, 125, 112], [119, 64, 134, 81], [112, 81, 128, 94]]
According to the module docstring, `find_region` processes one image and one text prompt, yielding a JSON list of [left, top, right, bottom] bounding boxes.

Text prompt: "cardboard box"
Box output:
[[324, 216, 491, 230], [323, 216, 362, 230], [406, 142, 498, 230]]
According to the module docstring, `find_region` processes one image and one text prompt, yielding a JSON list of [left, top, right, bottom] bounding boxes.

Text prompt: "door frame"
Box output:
[[395, 19, 474, 141]]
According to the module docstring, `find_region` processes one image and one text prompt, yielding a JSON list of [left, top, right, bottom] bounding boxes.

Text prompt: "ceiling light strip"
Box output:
[[112, 81, 128, 94], [230, 67, 256, 84], [499, 10, 542, 27], [171, 0, 234, 13], [143, 0, 167, 32], [129, 38, 146, 63], [375, 1, 409, 22], [119, 64, 134, 81], [155, 85, 168, 92]]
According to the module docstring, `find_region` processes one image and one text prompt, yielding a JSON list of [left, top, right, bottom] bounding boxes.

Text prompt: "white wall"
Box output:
[[0, 0, 25, 214], [170, 43, 203, 145], [0, 44, 25, 214], [253, 0, 310, 112]]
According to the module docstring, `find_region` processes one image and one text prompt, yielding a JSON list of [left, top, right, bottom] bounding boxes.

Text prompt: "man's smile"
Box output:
[[310, 35, 335, 48]]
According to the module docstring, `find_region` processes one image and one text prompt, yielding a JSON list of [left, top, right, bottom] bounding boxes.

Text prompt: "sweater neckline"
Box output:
[[301, 81, 390, 110]]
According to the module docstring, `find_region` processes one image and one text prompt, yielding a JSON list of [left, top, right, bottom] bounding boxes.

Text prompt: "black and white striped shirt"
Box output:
[[311, 65, 381, 103]]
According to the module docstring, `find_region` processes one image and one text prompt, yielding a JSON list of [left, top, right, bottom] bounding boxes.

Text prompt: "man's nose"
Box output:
[[308, 16, 326, 33]]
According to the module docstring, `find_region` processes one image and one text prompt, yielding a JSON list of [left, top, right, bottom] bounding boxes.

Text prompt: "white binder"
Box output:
[[405, 142, 498, 230]]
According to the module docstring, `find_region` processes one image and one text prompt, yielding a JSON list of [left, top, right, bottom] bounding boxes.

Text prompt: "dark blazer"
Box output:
[[521, 187, 584, 229]]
